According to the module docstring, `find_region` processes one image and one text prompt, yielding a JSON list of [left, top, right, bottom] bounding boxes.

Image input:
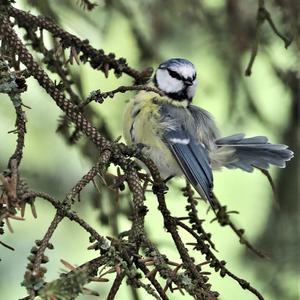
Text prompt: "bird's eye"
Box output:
[[167, 69, 182, 81], [192, 73, 196, 80]]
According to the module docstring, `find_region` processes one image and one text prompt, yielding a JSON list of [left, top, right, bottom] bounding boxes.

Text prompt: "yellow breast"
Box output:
[[123, 89, 187, 178], [123, 90, 161, 146]]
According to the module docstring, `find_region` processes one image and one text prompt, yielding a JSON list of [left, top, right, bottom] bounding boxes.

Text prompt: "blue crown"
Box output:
[[158, 58, 194, 69]]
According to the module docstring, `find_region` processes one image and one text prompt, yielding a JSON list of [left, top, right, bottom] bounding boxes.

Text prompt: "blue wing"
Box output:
[[163, 128, 214, 206]]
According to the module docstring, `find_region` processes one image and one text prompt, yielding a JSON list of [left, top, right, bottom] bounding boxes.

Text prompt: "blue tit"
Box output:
[[123, 58, 294, 208]]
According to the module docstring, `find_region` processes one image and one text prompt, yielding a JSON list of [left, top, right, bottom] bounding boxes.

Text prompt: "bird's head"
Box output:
[[153, 58, 198, 102]]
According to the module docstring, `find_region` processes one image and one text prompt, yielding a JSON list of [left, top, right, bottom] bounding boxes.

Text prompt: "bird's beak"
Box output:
[[185, 80, 193, 86]]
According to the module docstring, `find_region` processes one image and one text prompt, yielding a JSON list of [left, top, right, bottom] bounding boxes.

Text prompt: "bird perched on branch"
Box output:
[[123, 58, 294, 209]]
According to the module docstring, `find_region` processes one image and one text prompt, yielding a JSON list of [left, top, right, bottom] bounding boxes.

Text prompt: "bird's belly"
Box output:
[[141, 146, 183, 179]]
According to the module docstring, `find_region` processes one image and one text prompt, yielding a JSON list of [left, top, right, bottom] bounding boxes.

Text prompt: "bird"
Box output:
[[123, 58, 294, 209]]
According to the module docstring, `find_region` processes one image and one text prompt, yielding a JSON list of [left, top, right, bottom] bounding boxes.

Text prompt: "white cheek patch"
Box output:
[[187, 80, 198, 99], [170, 138, 190, 144], [156, 69, 184, 93], [187, 85, 196, 99]]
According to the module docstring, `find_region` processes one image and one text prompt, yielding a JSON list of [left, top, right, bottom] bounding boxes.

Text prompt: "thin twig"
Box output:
[[83, 84, 163, 107], [245, 0, 292, 76]]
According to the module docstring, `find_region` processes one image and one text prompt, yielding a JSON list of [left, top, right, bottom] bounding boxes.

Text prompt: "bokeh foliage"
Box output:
[[0, 0, 299, 299]]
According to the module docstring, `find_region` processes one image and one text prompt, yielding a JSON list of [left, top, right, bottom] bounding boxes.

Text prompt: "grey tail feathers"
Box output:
[[215, 133, 294, 172]]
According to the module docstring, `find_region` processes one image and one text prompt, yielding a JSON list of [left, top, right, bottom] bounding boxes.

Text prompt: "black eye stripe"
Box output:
[[167, 69, 183, 81], [167, 68, 196, 82]]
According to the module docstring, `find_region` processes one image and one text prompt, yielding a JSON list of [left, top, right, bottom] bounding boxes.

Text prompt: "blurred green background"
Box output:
[[0, 1, 299, 299]]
